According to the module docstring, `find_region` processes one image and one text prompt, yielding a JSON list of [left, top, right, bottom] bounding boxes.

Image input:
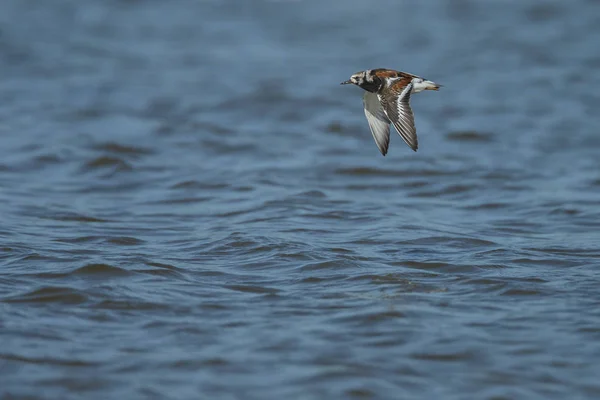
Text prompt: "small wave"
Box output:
[[105, 237, 145, 246], [145, 196, 213, 205], [446, 130, 494, 142], [511, 257, 579, 268], [325, 121, 349, 135], [91, 299, 171, 311], [500, 288, 545, 296], [200, 138, 258, 154], [589, 178, 600, 187], [225, 285, 280, 295], [398, 236, 497, 248], [342, 310, 406, 325], [3, 286, 88, 304], [525, 3, 562, 22], [525, 247, 600, 258], [82, 156, 133, 172], [166, 357, 229, 371], [409, 184, 477, 197], [0, 353, 98, 367], [401, 261, 452, 270], [297, 260, 353, 272], [134, 264, 184, 278], [295, 190, 327, 199], [549, 208, 580, 216], [170, 180, 229, 190], [464, 202, 511, 210], [45, 213, 109, 223], [335, 167, 457, 177], [410, 350, 479, 362], [71, 263, 132, 277], [33, 154, 63, 165], [54, 236, 102, 244], [92, 142, 154, 156]]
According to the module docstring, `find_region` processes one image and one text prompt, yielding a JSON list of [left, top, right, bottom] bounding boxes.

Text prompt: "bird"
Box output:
[[341, 69, 441, 156]]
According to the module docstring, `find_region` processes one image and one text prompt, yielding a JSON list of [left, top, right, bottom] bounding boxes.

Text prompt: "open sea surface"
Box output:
[[1, 0, 600, 398]]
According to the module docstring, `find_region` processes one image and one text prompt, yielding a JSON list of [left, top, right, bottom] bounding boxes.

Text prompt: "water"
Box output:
[[1, 0, 600, 398]]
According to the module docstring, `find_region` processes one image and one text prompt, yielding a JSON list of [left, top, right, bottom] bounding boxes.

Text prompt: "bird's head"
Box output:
[[412, 77, 442, 93], [340, 71, 368, 87]]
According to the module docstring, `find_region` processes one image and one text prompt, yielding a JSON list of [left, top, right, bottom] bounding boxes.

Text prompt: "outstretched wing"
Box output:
[[379, 79, 418, 152], [363, 91, 391, 156]]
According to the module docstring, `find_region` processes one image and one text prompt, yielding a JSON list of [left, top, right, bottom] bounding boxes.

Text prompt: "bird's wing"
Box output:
[[362, 91, 391, 156], [379, 79, 418, 152]]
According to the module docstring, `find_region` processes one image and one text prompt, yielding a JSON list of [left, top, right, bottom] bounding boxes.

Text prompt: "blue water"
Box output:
[[1, 0, 600, 398]]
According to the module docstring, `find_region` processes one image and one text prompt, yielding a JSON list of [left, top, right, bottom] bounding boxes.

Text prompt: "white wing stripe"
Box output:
[[390, 82, 418, 150], [363, 92, 391, 156]]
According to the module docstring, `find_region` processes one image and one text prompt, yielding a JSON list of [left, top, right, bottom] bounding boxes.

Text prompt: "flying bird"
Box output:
[[341, 68, 441, 156]]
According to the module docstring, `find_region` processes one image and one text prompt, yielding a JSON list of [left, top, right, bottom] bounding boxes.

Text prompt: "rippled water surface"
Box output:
[[2, 0, 600, 398]]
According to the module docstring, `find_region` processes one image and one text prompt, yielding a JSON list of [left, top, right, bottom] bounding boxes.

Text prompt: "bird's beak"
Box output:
[[423, 80, 442, 90], [340, 80, 352, 85]]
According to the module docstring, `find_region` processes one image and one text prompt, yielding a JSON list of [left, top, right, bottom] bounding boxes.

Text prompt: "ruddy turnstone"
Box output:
[[341, 69, 440, 156]]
